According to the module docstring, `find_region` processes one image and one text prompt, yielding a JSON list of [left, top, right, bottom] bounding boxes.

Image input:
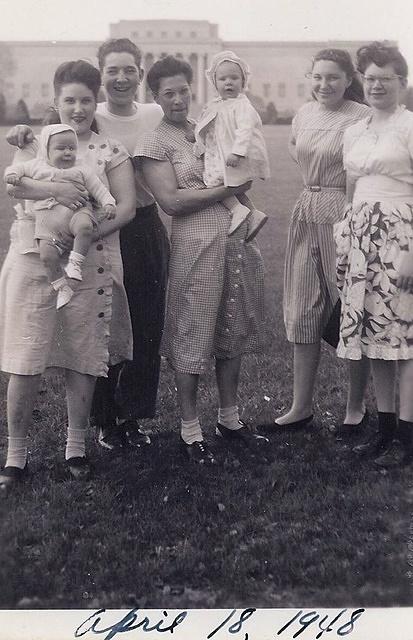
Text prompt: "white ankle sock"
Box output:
[[6, 436, 28, 469], [65, 427, 86, 460], [68, 251, 85, 264], [181, 417, 203, 445], [51, 276, 67, 291], [218, 406, 241, 430]]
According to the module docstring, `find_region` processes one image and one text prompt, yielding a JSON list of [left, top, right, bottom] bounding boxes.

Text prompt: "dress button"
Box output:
[[227, 313, 233, 318], [230, 298, 235, 302], [234, 284, 239, 288], [96, 244, 103, 251], [225, 328, 230, 332], [237, 254, 242, 259], [97, 267, 104, 273], [97, 288, 104, 295], [235, 269, 240, 274], [98, 312, 104, 318]]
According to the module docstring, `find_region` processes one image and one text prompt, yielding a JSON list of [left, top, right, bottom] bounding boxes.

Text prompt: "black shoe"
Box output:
[[335, 412, 369, 441], [216, 421, 269, 448], [96, 424, 126, 450], [65, 456, 92, 480], [122, 420, 151, 448], [374, 419, 413, 468], [259, 414, 313, 434], [353, 412, 397, 458], [180, 439, 216, 465], [0, 464, 28, 494]]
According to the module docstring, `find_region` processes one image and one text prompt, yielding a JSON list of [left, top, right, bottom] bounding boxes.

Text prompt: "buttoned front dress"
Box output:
[[283, 100, 370, 343], [0, 132, 132, 377], [336, 106, 413, 360], [135, 119, 265, 374]]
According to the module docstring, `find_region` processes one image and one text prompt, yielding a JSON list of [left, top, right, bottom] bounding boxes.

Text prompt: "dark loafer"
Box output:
[[335, 412, 369, 441], [123, 421, 151, 448], [180, 439, 217, 465], [259, 414, 314, 434], [96, 425, 127, 450], [66, 456, 92, 480], [0, 464, 28, 494], [216, 421, 269, 447]]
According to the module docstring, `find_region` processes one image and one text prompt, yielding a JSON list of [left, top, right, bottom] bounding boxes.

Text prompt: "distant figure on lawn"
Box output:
[[336, 41, 413, 467], [194, 49, 270, 241], [0, 60, 136, 491], [260, 48, 370, 436], [135, 55, 269, 464]]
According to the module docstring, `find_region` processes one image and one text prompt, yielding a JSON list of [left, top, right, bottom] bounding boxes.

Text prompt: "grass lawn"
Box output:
[[0, 125, 411, 610]]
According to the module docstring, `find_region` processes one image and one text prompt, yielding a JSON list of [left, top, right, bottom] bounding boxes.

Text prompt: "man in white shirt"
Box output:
[[91, 39, 169, 449]]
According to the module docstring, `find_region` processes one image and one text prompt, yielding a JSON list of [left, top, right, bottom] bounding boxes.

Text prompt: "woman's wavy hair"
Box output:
[[311, 48, 365, 104], [146, 55, 193, 96], [43, 60, 100, 132], [356, 41, 408, 78]]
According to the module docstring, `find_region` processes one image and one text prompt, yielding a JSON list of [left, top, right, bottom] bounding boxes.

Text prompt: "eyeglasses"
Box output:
[[361, 74, 403, 85]]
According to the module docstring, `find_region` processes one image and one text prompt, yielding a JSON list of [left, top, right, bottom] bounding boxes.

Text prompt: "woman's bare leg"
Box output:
[[399, 360, 413, 422], [215, 356, 241, 409], [1, 374, 41, 474], [65, 369, 96, 461], [344, 357, 370, 424], [276, 342, 320, 425], [370, 360, 396, 413]]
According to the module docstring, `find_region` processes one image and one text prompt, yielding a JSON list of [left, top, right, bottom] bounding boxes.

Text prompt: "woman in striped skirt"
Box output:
[[266, 49, 370, 432]]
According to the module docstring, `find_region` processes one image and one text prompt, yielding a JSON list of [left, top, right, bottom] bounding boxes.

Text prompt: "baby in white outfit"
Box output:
[[194, 50, 270, 241], [4, 124, 116, 308]]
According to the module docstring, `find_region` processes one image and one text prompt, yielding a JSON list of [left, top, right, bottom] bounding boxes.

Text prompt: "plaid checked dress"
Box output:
[[135, 119, 265, 374]]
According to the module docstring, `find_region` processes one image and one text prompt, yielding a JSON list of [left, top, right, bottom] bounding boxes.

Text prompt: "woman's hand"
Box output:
[[6, 125, 34, 148], [53, 182, 89, 210], [397, 252, 413, 291]]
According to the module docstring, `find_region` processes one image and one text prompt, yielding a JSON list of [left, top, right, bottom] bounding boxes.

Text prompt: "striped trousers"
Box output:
[[283, 219, 339, 343]]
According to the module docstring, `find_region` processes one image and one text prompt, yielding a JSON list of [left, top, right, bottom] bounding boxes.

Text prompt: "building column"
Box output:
[[197, 53, 205, 105], [138, 70, 146, 103]]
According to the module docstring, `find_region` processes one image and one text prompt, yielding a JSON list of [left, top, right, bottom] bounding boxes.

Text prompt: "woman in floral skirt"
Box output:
[[337, 41, 413, 466]]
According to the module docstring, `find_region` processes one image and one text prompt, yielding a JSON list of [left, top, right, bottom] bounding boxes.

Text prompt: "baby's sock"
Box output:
[[5, 436, 28, 469], [65, 427, 86, 460], [68, 251, 85, 265], [218, 406, 242, 431], [51, 276, 67, 291], [65, 251, 85, 282], [181, 417, 203, 445]]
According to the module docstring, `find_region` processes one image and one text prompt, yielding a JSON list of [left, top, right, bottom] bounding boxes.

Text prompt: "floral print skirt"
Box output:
[[336, 200, 413, 360]]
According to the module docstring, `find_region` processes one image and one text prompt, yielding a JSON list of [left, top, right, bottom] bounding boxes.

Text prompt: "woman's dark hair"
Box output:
[[356, 41, 408, 78], [312, 48, 365, 104], [97, 38, 142, 70], [53, 60, 102, 101], [146, 55, 193, 95]]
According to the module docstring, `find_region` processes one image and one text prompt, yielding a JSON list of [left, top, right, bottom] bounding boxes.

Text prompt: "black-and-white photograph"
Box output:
[[0, 0, 412, 637]]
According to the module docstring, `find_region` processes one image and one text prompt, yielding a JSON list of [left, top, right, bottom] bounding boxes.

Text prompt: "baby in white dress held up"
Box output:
[[194, 50, 270, 241], [4, 124, 116, 309]]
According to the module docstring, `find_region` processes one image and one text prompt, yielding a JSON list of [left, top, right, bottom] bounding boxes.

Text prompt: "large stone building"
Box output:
[[0, 20, 370, 121]]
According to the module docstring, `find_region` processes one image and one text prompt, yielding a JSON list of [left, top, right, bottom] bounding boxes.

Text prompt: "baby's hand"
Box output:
[[103, 204, 116, 220], [226, 153, 242, 167], [5, 173, 21, 186]]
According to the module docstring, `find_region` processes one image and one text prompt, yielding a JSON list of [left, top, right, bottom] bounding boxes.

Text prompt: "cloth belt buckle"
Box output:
[[307, 185, 321, 192]]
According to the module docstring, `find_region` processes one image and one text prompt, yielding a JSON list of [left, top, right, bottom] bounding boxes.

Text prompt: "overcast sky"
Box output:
[[1, 0, 412, 75]]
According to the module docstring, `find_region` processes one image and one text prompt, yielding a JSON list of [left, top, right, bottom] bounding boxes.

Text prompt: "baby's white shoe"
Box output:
[[245, 209, 268, 242], [56, 285, 74, 310], [228, 203, 250, 235]]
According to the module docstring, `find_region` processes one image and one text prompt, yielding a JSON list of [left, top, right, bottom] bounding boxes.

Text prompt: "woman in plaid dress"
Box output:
[[135, 56, 267, 463]]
